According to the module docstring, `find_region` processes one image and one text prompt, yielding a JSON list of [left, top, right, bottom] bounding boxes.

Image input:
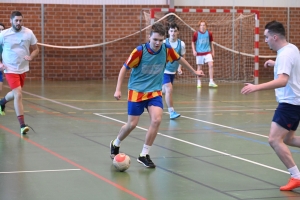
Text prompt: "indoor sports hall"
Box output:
[[1, 1, 300, 200]]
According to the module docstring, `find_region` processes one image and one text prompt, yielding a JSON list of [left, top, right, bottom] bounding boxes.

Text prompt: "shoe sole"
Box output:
[[21, 127, 30, 135], [137, 158, 155, 168], [170, 114, 181, 120]]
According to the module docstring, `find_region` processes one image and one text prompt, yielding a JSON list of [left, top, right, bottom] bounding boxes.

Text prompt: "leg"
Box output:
[[137, 105, 162, 168], [12, 86, 24, 116], [269, 122, 300, 190], [12, 87, 29, 134], [110, 115, 140, 159], [117, 115, 140, 141], [164, 82, 180, 119], [208, 61, 218, 87], [0, 91, 14, 116], [145, 105, 163, 146], [208, 61, 214, 80], [268, 122, 295, 168], [197, 64, 202, 88], [164, 82, 173, 109]]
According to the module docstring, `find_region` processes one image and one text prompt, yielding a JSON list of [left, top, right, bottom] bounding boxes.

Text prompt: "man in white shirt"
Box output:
[[241, 20, 300, 191], [0, 11, 39, 135]]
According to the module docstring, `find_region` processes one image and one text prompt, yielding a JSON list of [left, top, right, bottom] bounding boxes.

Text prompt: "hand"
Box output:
[[114, 91, 121, 100], [195, 70, 205, 77], [193, 51, 197, 57], [0, 63, 6, 71], [177, 68, 182, 75], [264, 60, 275, 68], [241, 83, 257, 94], [24, 55, 33, 61]]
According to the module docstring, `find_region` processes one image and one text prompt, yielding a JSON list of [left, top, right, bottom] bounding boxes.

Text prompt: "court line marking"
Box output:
[[0, 124, 147, 200], [22, 90, 83, 110], [177, 114, 269, 138], [0, 169, 81, 174], [94, 113, 289, 174]]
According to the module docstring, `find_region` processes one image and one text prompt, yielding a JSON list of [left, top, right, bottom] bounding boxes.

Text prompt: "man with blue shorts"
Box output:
[[110, 22, 204, 168], [163, 23, 186, 120], [241, 21, 300, 191]]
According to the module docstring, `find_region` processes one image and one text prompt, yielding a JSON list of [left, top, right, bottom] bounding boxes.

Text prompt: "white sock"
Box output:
[[210, 79, 214, 83], [168, 107, 174, 113], [113, 137, 121, 147], [140, 144, 151, 157], [288, 166, 300, 179], [197, 80, 201, 86]]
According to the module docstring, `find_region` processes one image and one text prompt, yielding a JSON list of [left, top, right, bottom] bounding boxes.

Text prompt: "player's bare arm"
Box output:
[[24, 44, 39, 61], [178, 57, 204, 76], [191, 42, 197, 56], [241, 73, 289, 94], [114, 66, 127, 100], [264, 60, 275, 68]]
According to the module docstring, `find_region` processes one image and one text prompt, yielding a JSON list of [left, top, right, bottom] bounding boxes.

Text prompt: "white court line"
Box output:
[[178, 114, 269, 138], [94, 113, 288, 174], [0, 168, 81, 174], [22, 90, 83, 110]]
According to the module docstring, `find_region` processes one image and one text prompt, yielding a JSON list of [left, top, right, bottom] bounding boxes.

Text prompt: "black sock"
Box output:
[[0, 98, 7, 105]]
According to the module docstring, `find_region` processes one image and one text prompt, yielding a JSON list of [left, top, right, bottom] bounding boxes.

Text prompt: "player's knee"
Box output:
[[268, 136, 279, 148], [127, 122, 137, 131], [151, 116, 162, 126]]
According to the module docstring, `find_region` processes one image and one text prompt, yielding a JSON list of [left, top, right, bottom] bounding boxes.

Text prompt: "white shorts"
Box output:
[[196, 54, 213, 65]]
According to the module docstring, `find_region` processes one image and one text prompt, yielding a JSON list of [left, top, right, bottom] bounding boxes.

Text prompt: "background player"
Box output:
[[192, 20, 217, 88]]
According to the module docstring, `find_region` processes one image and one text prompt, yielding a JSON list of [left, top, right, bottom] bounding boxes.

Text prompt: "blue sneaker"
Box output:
[[170, 111, 180, 120]]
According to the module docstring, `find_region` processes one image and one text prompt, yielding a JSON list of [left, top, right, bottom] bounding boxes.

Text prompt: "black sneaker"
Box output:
[[137, 154, 156, 168], [0, 104, 5, 116], [110, 140, 119, 160]]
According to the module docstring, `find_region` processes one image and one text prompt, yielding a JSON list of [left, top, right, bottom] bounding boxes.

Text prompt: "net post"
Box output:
[[253, 10, 260, 85], [149, 8, 259, 83]]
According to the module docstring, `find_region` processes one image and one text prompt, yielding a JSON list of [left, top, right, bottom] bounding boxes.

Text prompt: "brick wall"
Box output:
[[0, 4, 299, 81]]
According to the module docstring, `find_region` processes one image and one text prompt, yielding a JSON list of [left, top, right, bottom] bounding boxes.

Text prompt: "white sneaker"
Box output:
[[209, 82, 218, 88]]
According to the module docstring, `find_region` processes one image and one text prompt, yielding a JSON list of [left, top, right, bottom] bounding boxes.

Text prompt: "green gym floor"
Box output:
[[1, 79, 300, 200]]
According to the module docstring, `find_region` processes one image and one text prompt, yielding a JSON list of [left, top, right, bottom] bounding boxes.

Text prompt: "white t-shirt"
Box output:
[[0, 26, 38, 74], [163, 39, 186, 74], [274, 43, 300, 105]]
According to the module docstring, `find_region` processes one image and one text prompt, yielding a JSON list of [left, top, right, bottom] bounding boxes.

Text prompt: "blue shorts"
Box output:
[[272, 103, 300, 131], [128, 96, 163, 116], [163, 73, 175, 85], [0, 71, 3, 82]]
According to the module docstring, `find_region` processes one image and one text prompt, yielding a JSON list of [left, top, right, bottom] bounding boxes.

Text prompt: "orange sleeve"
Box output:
[[124, 46, 143, 69]]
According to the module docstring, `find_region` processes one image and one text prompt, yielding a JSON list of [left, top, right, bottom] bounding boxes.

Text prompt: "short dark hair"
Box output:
[[11, 11, 23, 19], [265, 20, 285, 37], [0, 23, 5, 29], [168, 23, 179, 31], [150, 23, 166, 36]]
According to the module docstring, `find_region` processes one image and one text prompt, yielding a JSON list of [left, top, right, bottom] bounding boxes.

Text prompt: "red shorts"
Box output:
[[5, 73, 26, 89]]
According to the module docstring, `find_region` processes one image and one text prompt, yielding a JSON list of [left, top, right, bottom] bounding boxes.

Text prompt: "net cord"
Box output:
[[37, 13, 276, 59]]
